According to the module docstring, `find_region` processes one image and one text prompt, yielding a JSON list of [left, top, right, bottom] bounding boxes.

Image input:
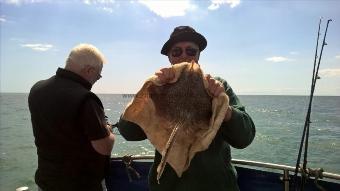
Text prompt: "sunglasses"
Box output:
[[97, 73, 102, 80], [170, 47, 199, 57]]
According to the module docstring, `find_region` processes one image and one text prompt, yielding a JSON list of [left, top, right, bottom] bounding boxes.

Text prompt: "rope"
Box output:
[[308, 168, 326, 191], [300, 165, 326, 191], [122, 155, 141, 182]]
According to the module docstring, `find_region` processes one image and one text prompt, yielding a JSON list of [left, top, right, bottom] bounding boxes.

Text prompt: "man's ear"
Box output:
[[86, 66, 95, 75]]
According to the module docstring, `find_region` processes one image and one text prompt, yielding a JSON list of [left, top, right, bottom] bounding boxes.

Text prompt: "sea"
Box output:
[[0, 93, 339, 191]]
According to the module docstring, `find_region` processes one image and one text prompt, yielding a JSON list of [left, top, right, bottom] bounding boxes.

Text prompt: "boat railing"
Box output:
[[231, 159, 340, 181], [111, 155, 340, 182]]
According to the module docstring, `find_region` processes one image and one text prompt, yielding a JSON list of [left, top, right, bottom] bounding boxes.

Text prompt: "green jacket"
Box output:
[[118, 77, 255, 191]]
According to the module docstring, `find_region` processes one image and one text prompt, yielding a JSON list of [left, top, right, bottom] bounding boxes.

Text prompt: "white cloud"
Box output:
[[3, 0, 21, 5], [21, 43, 53, 51], [83, 0, 115, 5], [3, 0, 47, 5], [265, 56, 291, 63], [290, 51, 299, 55], [319, 68, 340, 77], [142, 17, 158, 24], [83, 0, 116, 13], [10, 37, 25, 42], [100, 7, 114, 13], [83, 0, 91, 5], [208, 0, 240, 10], [335, 55, 340, 59], [0, 16, 6, 22], [138, 0, 196, 18]]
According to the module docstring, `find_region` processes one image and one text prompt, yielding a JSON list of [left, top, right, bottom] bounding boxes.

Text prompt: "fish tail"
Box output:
[[156, 121, 181, 184]]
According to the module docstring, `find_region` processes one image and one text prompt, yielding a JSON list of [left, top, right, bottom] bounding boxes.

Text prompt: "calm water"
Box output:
[[0, 93, 339, 190]]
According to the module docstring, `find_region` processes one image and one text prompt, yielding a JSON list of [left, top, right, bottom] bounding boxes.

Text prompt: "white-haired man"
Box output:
[[28, 43, 115, 191]]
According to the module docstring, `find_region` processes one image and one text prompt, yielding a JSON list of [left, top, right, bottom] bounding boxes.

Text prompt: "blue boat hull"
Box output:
[[105, 159, 340, 191]]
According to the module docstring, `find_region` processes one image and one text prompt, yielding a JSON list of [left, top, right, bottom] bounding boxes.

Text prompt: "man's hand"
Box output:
[[106, 124, 113, 133], [224, 106, 232, 122], [205, 74, 225, 97], [205, 74, 232, 122], [155, 68, 175, 84]]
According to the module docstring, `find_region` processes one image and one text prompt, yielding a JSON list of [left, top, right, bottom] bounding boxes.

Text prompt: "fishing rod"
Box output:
[[295, 17, 322, 191], [293, 18, 322, 189], [293, 18, 332, 191]]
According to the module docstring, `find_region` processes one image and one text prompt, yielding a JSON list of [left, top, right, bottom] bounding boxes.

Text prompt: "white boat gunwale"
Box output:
[[110, 155, 340, 181]]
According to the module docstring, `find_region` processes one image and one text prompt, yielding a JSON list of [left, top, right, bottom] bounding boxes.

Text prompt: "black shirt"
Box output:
[[29, 68, 109, 191]]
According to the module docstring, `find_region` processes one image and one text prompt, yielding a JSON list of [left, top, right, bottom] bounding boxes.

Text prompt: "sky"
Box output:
[[0, 0, 339, 95]]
